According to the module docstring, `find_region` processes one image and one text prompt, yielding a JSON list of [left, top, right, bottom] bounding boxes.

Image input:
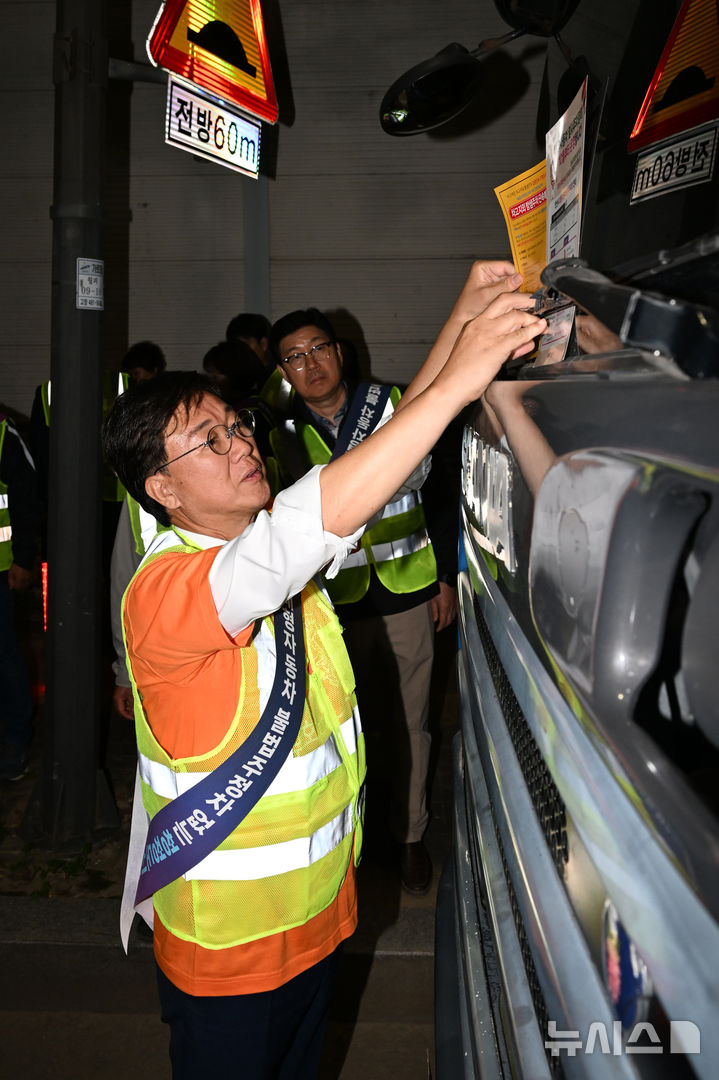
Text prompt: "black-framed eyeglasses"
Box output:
[[152, 410, 256, 476], [281, 340, 335, 371]]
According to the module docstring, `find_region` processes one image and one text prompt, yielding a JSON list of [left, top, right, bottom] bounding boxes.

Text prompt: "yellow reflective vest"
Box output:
[[259, 368, 293, 414], [270, 386, 437, 605], [124, 532, 365, 950], [41, 373, 129, 502], [125, 494, 167, 558]]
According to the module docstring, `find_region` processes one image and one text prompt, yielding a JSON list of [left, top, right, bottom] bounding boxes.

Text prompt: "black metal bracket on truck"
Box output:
[[538, 243, 719, 379]]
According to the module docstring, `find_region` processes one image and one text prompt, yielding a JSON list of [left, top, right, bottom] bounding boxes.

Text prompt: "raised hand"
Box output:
[[437, 290, 546, 404]]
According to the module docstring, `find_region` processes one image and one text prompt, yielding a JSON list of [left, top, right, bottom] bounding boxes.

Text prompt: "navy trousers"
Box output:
[[156, 944, 342, 1079], [0, 574, 32, 750]]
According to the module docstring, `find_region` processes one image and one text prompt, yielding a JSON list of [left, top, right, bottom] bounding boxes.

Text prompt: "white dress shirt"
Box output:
[[173, 464, 364, 636]]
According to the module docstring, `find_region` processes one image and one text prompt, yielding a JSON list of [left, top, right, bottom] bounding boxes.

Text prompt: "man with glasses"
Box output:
[[103, 262, 543, 1079], [268, 308, 457, 895]]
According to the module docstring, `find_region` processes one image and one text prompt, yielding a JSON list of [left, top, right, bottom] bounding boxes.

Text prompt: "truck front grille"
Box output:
[[474, 596, 569, 875], [470, 596, 570, 1075]]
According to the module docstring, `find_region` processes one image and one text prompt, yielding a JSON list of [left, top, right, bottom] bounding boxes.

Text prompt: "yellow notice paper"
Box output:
[[494, 161, 547, 293]]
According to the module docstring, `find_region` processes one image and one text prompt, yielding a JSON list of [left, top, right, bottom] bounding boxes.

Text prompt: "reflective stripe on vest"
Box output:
[[341, 530, 429, 569], [139, 710, 360, 802], [138, 703, 361, 885], [340, 490, 430, 569], [186, 800, 356, 881], [0, 494, 8, 509], [0, 526, 12, 543]]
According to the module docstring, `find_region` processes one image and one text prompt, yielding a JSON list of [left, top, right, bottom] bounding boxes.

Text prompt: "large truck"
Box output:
[[433, 2, 719, 1076], [435, 233, 719, 1078]]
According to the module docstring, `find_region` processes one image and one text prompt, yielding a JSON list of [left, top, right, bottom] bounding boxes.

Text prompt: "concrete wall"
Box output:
[[0, 0, 546, 417], [0, 1, 55, 416]]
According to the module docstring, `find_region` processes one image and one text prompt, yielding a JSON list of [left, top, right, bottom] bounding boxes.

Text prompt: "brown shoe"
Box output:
[[399, 841, 432, 895]]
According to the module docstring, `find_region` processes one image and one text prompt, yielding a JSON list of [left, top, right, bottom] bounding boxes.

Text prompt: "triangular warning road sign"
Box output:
[[628, 0, 719, 152], [148, 0, 278, 124], [626, 0, 716, 153]]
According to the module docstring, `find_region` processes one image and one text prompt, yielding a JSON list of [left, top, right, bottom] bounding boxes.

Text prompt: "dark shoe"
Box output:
[[398, 841, 432, 895]]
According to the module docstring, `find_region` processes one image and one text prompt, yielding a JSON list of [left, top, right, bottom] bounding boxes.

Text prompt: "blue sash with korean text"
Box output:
[[329, 382, 393, 461], [135, 592, 306, 903]]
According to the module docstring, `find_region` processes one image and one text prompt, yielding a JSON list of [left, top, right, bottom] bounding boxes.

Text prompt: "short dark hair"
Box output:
[[202, 340, 266, 398], [102, 370, 222, 526], [123, 340, 167, 375], [226, 313, 271, 343], [268, 308, 337, 365]]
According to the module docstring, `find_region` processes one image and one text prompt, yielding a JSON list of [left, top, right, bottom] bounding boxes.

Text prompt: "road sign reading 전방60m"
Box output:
[[148, 0, 278, 123], [166, 76, 261, 177]]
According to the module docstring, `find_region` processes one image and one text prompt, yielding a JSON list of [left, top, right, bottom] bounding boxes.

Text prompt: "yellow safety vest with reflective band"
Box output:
[[40, 382, 51, 428], [41, 374, 129, 501], [0, 421, 13, 571], [126, 496, 146, 557], [125, 494, 169, 558], [124, 533, 365, 950], [260, 368, 294, 414], [273, 387, 437, 605]]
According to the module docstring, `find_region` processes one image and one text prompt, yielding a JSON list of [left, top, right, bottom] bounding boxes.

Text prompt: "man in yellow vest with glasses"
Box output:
[[102, 261, 543, 1079], [267, 308, 458, 895]]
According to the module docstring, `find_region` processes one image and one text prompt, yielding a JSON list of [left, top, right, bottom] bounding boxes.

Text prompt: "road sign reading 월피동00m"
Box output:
[[166, 76, 261, 177]]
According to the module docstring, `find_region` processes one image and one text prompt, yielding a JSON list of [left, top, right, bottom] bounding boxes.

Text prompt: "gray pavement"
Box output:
[[0, 803, 449, 1079], [0, 881, 438, 1078], [0, 607, 458, 1079]]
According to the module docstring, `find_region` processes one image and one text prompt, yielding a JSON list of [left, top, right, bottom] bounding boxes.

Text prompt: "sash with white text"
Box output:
[[135, 592, 306, 903], [329, 382, 392, 461]]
